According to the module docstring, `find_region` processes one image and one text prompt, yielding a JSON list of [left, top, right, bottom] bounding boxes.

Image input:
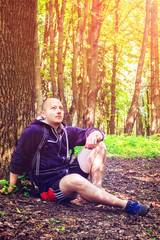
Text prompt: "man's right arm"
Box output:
[[8, 124, 42, 193], [8, 172, 19, 193]]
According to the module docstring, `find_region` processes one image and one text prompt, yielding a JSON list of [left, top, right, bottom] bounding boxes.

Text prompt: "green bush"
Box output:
[[74, 134, 160, 159], [104, 134, 160, 159]]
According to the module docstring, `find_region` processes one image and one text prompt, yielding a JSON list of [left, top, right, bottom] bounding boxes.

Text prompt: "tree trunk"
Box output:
[[70, 0, 83, 122], [136, 109, 144, 136], [55, 0, 70, 123], [77, 0, 88, 128], [41, 3, 49, 96], [110, 0, 120, 134], [146, 89, 150, 136], [85, 0, 102, 127], [0, 0, 36, 179], [34, 0, 43, 115], [40, 3, 49, 69], [151, 0, 160, 133], [49, 0, 57, 98], [124, 0, 151, 135], [151, 1, 156, 135]]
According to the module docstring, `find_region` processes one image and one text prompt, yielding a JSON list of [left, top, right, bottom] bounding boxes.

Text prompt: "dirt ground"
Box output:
[[0, 157, 160, 240]]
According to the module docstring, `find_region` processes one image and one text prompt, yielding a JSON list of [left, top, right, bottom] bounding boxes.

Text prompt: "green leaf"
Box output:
[[0, 180, 9, 185], [24, 191, 29, 197], [18, 175, 25, 179], [147, 229, 153, 233], [50, 218, 61, 225], [16, 208, 26, 214], [1, 186, 10, 194], [0, 211, 4, 216], [61, 226, 65, 231]]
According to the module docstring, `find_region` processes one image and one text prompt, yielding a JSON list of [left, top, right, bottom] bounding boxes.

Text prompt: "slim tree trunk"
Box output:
[[85, 0, 102, 127], [151, 1, 156, 135], [41, 3, 49, 69], [41, 3, 49, 96], [110, 0, 120, 134], [146, 89, 150, 136], [70, 0, 83, 121], [49, 0, 57, 97], [136, 108, 144, 136], [151, 0, 160, 133], [34, 0, 43, 115], [77, 0, 88, 128], [124, 0, 151, 135], [55, 0, 70, 123]]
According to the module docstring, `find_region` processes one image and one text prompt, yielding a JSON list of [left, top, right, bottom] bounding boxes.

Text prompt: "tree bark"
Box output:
[[85, 0, 102, 127], [0, 0, 36, 178], [40, 3, 49, 70], [110, 0, 120, 134], [136, 109, 144, 136], [40, 3, 50, 96], [77, 0, 88, 128], [34, 0, 43, 115], [151, 1, 156, 135], [49, 0, 57, 98], [55, 0, 70, 123], [146, 89, 150, 136], [70, 0, 83, 122], [151, 0, 160, 133], [124, 0, 151, 135]]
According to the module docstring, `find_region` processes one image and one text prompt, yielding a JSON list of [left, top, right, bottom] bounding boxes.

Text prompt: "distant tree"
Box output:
[[151, 0, 160, 134], [35, 0, 43, 114], [85, 0, 102, 127], [0, 0, 36, 178], [49, 0, 57, 97], [77, 0, 88, 128], [124, 0, 151, 135], [110, 0, 120, 134]]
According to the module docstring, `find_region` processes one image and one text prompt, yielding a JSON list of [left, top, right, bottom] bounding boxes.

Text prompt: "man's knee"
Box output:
[[97, 141, 106, 150], [60, 173, 86, 191]]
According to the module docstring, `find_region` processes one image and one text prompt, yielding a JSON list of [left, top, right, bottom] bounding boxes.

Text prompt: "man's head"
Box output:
[[41, 98, 64, 130]]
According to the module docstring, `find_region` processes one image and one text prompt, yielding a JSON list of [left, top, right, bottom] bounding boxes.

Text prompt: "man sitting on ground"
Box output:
[[8, 98, 149, 216]]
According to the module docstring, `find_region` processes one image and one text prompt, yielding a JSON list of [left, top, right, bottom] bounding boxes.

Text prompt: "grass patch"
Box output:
[[74, 134, 160, 159]]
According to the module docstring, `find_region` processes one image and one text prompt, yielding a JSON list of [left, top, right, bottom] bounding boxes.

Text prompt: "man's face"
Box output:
[[41, 98, 64, 129]]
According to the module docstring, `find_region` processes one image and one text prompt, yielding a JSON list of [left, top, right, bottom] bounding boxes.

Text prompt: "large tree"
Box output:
[[0, 0, 36, 178]]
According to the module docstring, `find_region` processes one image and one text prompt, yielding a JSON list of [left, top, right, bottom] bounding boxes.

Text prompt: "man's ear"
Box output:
[[40, 111, 46, 119]]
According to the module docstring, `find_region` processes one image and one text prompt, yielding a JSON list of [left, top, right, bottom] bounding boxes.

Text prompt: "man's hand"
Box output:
[[1, 172, 19, 194], [85, 131, 103, 149], [1, 185, 15, 194]]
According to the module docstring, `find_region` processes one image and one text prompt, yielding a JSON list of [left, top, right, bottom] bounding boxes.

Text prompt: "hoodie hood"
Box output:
[[31, 116, 66, 131]]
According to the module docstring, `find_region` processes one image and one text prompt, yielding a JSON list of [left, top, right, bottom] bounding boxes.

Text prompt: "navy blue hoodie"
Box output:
[[10, 117, 105, 193]]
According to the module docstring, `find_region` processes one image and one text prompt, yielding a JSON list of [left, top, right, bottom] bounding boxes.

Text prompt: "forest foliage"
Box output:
[[74, 134, 160, 158], [37, 0, 160, 135]]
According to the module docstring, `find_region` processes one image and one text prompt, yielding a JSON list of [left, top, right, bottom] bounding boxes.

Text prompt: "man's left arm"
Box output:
[[85, 130, 104, 149]]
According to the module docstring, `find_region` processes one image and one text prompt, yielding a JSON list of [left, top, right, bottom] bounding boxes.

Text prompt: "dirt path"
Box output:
[[0, 157, 159, 239]]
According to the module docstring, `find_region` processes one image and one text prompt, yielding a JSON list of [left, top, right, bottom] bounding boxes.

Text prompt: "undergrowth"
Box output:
[[74, 134, 160, 159]]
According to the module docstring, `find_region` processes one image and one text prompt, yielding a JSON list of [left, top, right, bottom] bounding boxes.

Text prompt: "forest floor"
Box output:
[[0, 157, 159, 240]]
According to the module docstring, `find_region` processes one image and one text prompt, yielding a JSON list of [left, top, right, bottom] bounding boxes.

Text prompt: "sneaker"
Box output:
[[124, 200, 150, 216]]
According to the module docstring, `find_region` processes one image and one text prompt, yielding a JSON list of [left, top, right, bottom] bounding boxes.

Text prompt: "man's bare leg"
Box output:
[[59, 173, 127, 208], [77, 141, 106, 188]]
